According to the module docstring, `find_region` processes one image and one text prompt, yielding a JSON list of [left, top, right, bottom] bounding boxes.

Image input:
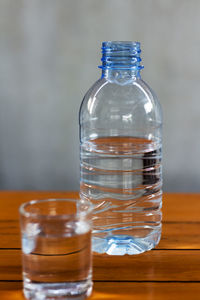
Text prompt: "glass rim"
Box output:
[[19, 198, 93, 219]]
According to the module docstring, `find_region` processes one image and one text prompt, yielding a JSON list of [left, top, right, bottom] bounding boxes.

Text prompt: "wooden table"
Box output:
[[0, 191, 200, 299]]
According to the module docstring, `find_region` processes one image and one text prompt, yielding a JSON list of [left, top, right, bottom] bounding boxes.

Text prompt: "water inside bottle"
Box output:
[[80, 137, 162, 255]]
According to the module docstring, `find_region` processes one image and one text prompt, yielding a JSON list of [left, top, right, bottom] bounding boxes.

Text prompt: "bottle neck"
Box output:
[[99, 41, 143, 81], [102, 68, 141, 80]]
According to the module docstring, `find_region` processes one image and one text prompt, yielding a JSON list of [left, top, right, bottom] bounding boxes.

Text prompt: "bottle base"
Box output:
[[92, 231, 161, 255], [23, 277, 93, 300]]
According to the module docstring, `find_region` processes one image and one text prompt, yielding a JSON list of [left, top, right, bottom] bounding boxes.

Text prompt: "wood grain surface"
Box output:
[[0, 249, 200, 281], [0, 191, 199, 221], [1, 221, 200, 249], [0, 191, 199, 299], [0, 282, 200, 300]]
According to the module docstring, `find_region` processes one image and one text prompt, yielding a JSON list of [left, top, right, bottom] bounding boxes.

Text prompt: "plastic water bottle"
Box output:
[[79, 41, 162, 255]]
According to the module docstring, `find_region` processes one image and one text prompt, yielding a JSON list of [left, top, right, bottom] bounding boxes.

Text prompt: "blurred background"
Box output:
[[0, 0, 199, 192]]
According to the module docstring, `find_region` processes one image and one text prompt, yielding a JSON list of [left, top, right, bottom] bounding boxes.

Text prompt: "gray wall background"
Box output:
[[0, 0, 199, 192]]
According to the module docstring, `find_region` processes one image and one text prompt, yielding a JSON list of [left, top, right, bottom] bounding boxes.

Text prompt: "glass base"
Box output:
[[23, 278, 93, 300], [92, 231, 161, 255]]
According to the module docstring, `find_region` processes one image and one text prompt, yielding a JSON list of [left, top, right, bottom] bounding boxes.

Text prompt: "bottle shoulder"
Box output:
[[79, 78, 162, 124], [81, 78, 160, 104]]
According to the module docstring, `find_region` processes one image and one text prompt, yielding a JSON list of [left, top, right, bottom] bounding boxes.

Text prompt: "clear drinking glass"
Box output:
[[19, 198, 93, 300]]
